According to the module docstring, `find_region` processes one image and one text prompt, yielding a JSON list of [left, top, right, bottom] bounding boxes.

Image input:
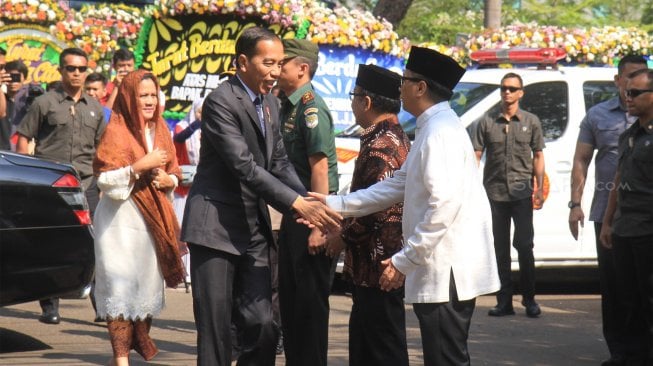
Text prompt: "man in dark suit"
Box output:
[[180, 27, 341, 366]]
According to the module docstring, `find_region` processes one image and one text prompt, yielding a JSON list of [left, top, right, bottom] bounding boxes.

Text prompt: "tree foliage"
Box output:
[[396, 0, 483, 44]]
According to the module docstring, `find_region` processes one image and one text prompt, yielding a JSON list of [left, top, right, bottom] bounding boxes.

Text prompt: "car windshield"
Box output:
[[398, 82, 499, 139]]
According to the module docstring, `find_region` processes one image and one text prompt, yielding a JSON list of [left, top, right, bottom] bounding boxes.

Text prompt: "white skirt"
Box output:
[[93, 196, 165, 320]]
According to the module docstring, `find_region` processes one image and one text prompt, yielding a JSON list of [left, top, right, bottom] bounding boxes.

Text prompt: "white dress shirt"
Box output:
[[327, 102, 500, 303]]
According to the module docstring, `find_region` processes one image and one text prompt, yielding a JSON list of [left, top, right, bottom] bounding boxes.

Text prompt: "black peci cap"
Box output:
[[355, 64, 401, 100], [405, 46, 465, 92]]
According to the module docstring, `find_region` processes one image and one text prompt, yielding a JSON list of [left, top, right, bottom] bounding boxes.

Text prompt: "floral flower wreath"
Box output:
[[1, 2, 649, 73]]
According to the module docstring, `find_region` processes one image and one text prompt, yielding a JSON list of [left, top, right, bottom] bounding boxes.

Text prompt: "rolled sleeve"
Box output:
[[530, 116, 546, 151]]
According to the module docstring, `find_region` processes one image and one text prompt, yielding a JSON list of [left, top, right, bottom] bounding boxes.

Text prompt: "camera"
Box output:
[[25, 84, 44, 106], [10, 73, 21, 83]]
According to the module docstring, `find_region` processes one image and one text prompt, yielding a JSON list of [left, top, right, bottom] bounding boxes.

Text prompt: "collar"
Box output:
[[639, 119, 653, 135], [416, 101, 449, 129], [236, 75, 259, 103], [493, 108, 524, 123], [53, 87, 89, 104], [605, 96, 624, 112], [287, 82, 313, 106]]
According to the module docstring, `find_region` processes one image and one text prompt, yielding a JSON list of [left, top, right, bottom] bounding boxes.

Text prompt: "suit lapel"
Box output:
[[231, 78, 267, 141]]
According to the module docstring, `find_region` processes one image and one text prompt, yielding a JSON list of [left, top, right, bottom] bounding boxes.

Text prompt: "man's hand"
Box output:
[[114, 69, 129, 86], [325, 231, 345, 258], [533, 189, 544, 210], [307, 191, 327, 204], [568, 207, 585, 241], [599, 223, 613, 249], [379, 258, 405, 292], [0, 71, 11, 86], [292, 196, 341, 233], [307, 228, 327, 256]]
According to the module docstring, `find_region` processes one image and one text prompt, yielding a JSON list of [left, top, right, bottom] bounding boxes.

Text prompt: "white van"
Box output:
[[335, 65, 618, 271]]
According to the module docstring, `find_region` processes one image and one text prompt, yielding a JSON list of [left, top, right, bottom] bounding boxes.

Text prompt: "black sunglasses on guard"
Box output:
[[63, 65, 88, 73], [500, 86, 522, 93], [625, 88, 653, 99]]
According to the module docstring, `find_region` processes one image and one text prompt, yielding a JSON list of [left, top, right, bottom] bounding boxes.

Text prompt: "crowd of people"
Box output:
[[0, 26, 651, 366]]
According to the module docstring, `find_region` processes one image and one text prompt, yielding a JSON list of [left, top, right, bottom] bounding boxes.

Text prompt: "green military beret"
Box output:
[[282, 39, 319, 63]]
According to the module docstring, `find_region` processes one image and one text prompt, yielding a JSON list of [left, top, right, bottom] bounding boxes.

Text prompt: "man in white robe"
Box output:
[[313, 47, 500, 366]]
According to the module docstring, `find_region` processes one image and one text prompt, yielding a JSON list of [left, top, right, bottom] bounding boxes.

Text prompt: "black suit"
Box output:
[[181, 76, 305, 366]]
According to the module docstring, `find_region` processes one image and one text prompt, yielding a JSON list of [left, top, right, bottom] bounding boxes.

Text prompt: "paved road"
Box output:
[[0, 289, 608, 365]]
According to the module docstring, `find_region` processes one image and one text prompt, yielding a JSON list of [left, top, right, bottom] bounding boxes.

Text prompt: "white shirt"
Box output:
[[327, 102, 500, 303]]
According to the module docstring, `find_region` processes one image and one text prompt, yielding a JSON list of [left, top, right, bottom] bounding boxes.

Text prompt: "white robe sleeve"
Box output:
[[326, 166, 406, 218], [166, 174, 179, 202], [97, 166, 135, 201]]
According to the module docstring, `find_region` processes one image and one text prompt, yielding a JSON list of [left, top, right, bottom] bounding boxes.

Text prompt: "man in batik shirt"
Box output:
[[326, 64, 410, 366]]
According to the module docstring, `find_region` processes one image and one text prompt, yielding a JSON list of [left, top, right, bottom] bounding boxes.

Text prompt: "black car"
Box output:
[[0, 151, 94, 307]]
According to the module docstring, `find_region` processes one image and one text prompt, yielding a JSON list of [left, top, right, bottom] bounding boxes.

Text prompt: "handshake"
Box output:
[[290, 192, 405, 291], [291, 192, 341, 234]]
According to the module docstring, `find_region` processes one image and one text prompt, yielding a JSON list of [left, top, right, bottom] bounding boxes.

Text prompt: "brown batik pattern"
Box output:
[[341, 119, 410, 287], [107, 317, 158, 360]]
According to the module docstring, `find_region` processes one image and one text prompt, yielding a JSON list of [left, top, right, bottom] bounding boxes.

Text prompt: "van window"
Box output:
[[583, 81, 618, 111], [521, 82, 568, 142], [401, 82, 499, 140], [451, 83, 499, 117]]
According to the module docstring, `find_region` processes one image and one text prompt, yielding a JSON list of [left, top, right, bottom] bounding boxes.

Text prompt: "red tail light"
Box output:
[[73, 210, 92, 225], [52, 173, 91, 225], [52, 173, 81, 188]]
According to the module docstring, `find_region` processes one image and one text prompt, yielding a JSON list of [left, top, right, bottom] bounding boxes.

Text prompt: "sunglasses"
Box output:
[[500, 86, 522, 93], [0, 63, 5, 71], [625, 88, 653, 99], [63, 65, 88, 73]]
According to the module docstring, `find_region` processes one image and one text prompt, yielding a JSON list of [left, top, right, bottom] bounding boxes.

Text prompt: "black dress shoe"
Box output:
[[39, 312, 60, 324], [488, 306, 515, 316], [522, 300, 541, 318]]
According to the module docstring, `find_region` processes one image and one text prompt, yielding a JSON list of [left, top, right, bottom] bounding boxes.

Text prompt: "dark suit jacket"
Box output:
[[181, 76, 306, 255]]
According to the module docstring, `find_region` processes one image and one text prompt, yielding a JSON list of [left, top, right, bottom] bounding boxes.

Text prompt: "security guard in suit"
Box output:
[[276, 39, 338, 366]]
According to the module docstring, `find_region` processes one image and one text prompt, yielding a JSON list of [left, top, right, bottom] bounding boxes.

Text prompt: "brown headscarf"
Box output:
[[93, 69, 185, 288]]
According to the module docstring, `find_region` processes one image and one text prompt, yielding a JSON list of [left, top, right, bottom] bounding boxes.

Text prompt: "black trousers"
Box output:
[[612, 233, 653, 365], [269, 231, 281, 339], [189, 236, 276, 366], [278, 217, 333, 366], [594, 223, 628, 358], [413, 275, 476, 366], [489, 198, 536, 307], [349, 285, 408, 366]]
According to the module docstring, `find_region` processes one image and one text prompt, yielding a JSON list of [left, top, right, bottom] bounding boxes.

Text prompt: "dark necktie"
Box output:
[[254, 96, 266, 137]]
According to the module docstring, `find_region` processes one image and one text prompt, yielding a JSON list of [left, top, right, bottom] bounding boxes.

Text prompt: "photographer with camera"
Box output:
[[105, 49, 135, 109], [0, 59, 29, 150]]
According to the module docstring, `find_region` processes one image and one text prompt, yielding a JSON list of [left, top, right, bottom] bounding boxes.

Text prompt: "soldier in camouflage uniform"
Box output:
[[276, 39, 338, 366]]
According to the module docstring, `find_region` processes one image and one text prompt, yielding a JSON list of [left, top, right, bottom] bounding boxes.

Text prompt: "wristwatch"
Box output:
[[568, 201, 581, 209]]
